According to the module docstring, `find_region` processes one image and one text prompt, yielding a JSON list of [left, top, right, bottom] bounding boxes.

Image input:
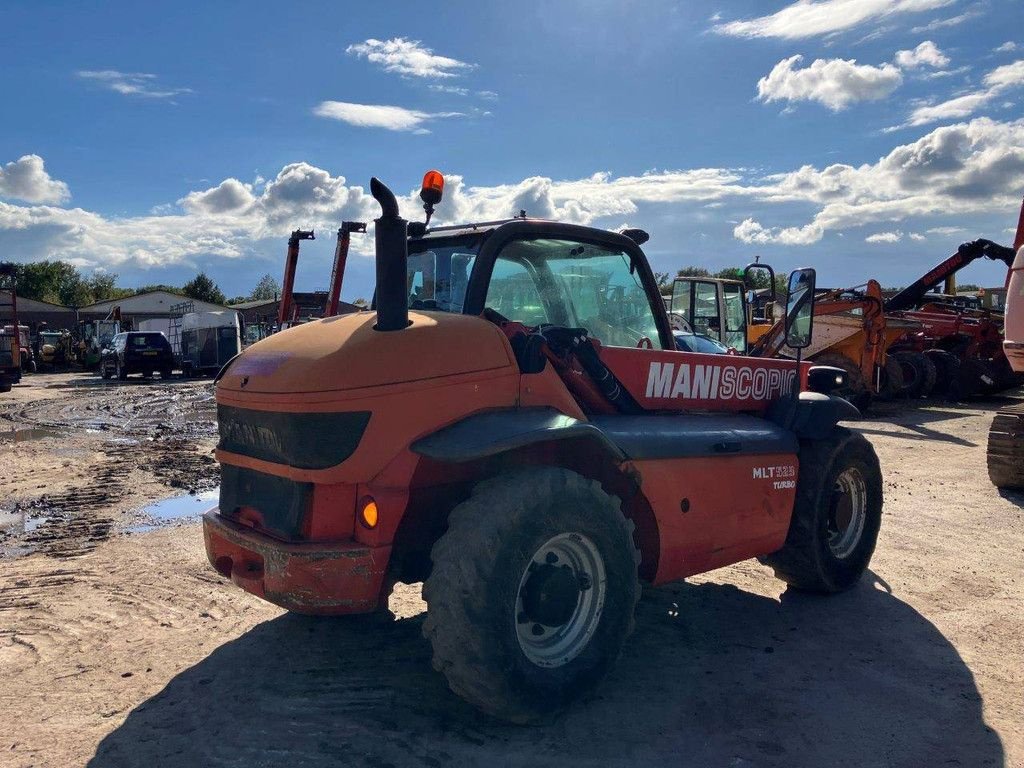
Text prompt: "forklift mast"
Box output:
[[278, 229, 315, 327], [326, 222, 367, 316]]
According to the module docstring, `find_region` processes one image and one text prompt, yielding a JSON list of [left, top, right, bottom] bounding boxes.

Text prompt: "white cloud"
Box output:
[[76, 70, 192, 99], [0, 155, 70, 204], [910, 6, 983, 33], [735, 117, 1024, 244], [897, 59, 1024, 128], [346, 38, 474, 79], [178, 178, 255, 215], [477, 90, 499, 101], [894, 41, 949, 69], [985, 60, 1024, 90], [927, 226, 964, 235], [757, 55, 903, 110], [733, 218, 824, 245], [865, 230, 903, 242], [428, 84, 469, 96], [713, 0, 954, 40], [996, 42, 1018, 53], [909, 232, 927, 240], [312, 101, 462, 132], [2, 117, 1022, 270]]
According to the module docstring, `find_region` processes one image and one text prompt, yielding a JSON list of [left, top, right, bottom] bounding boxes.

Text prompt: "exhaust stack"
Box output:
[[370, 177, 409, 331]]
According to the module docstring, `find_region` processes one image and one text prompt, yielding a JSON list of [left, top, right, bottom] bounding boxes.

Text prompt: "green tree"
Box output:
[[182, 272, 227, 305], [250, 273, 281, 301], [135, 283, 183, 295], [675, 266, 711, 278], [13, 261, 79, 304], [85, 273, 132, 303]]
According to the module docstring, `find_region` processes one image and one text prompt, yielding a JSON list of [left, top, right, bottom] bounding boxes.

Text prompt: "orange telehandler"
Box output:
[[204, 170, 883, 722]]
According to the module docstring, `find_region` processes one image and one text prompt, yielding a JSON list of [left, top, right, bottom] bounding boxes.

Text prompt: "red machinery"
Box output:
[[277, 229, 315, 328], [326, 221, 367, 316], [277, 222, 368, 328], [885, 238, 1018, 399], [204, 170, 883, 722]]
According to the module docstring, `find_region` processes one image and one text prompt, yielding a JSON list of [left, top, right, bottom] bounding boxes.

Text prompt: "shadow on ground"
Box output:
[[88, 577, 1002, 768], [857, 399, 1002, 447]]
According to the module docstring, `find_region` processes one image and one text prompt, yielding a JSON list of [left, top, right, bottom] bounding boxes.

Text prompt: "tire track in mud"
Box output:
[[1, 381, 216, 440], [1, 378, 220, 559], [12, 445, 132, 559]]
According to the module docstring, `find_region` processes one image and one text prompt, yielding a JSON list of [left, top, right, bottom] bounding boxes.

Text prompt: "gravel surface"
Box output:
[[0, 373, 1021, 767]]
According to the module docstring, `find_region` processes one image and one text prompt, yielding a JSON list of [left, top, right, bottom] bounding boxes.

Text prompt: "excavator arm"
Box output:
[[884, 239, 1016, 313]]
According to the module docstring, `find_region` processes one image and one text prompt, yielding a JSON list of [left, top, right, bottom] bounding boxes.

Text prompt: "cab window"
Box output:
[[406, 247, 477, 313], [691, 281, 720, 339], [722, 282, 747, 351], [485, 238, 662, 348]]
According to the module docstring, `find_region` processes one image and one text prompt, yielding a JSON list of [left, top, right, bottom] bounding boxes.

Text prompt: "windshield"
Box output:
[[131, 333, 169, 348], [406, 243, 480, 313], [486, 238, 661, 348], [404, 235, 662, 349]]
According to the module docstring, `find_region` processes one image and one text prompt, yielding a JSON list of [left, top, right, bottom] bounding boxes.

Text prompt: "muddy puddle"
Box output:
[[128, 489, 219, 533], [0, 510, 51, 557]]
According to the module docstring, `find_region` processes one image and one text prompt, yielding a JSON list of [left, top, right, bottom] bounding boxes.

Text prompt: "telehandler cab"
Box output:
[[205, 171, 883, 722]]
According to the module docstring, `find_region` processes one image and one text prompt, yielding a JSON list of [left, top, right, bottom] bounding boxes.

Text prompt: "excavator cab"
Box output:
[[668, 276, 748, 352]]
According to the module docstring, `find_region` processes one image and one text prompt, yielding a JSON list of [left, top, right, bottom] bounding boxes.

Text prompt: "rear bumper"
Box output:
[[203, 511, 391, 615]]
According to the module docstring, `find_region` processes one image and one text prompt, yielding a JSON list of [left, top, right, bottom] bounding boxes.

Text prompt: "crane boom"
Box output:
[[884, 238, 1016, 313]]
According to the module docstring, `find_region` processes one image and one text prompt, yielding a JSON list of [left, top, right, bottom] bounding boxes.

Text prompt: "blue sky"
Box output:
[[1, 0, 1022, 301]]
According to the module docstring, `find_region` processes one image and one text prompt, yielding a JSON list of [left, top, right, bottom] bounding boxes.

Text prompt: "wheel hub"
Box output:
[[827, 467, 868, 559], [520, 563, 583, 627], [514, 532, 607, 668]]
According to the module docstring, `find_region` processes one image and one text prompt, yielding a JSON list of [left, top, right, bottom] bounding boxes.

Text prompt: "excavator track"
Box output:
[[987, 403, 1024, 489]]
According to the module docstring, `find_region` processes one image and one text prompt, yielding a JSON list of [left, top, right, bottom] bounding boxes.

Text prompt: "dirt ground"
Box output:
[[1, 372, 1022, 768]]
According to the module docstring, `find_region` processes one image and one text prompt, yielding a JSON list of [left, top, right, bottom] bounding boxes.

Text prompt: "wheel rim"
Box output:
[[827, 467, 868, 559], [515, 532, 606, 669]]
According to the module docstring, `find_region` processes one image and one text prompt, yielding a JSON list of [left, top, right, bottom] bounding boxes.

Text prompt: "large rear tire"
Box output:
[[925, 349, 960, 397], [948, 358, 984, 401], [760, 428, 883, 593], [877, 355, 904, 400], [894, 351, 936, 398], [422, 468, 641, 723], [988, 406, 1024, 489]]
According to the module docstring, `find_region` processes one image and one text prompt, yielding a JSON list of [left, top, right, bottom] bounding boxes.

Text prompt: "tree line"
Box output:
[[7, 261, 282, 308]]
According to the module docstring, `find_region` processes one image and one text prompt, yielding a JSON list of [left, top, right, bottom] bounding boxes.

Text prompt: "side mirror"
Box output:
[[785, 268, 816, 349]]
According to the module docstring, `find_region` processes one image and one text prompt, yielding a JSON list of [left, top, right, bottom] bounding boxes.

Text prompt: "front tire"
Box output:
[[761, 428, 882, 593], [422, 468, 640, 723]]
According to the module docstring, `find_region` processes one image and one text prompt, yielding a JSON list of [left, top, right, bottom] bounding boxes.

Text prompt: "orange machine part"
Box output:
[[634, 453, 798, 584]]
